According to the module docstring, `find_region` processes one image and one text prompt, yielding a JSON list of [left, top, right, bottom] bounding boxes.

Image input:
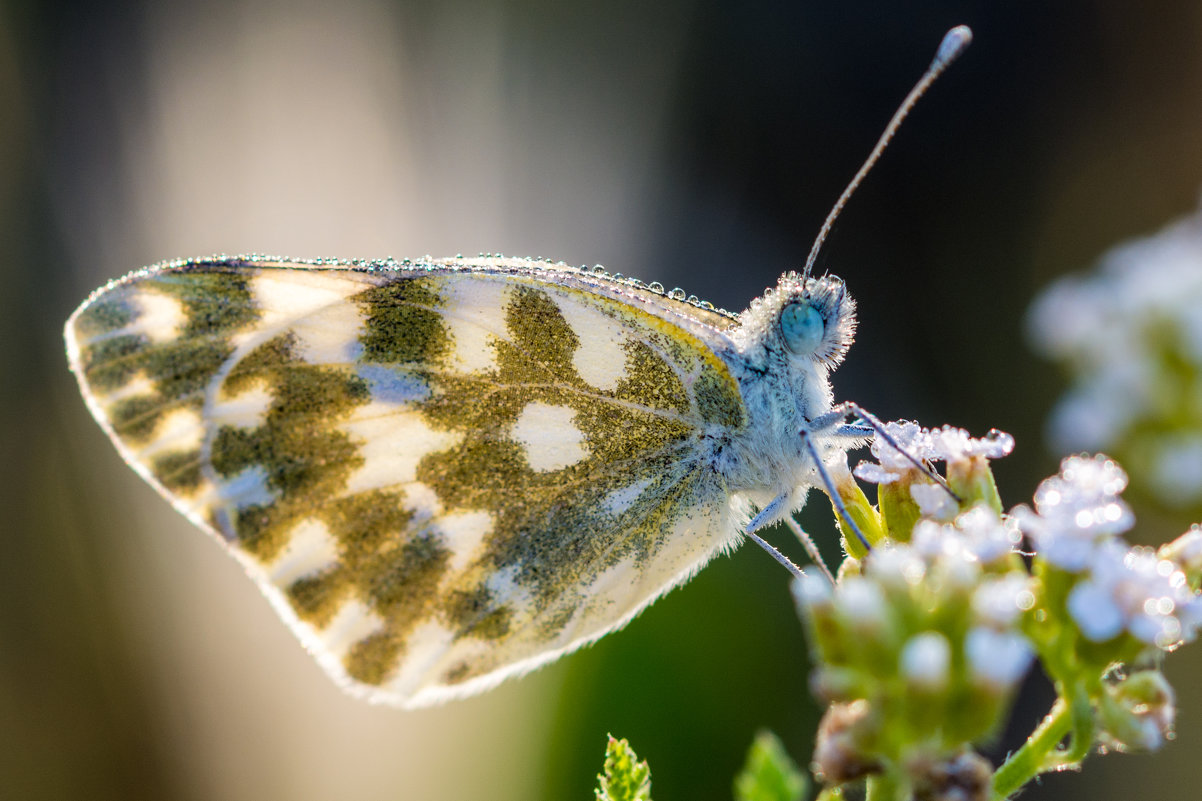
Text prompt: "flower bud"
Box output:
[[1098, 671, 1176, 752], [829, 453, 885, 556], [910, 749, 993, 801], [812, 700, 882, 785], [964, 628, 1033, 692], [900, 632, 952, 691], [835, 577, 889, 634], [1160, 525, 1202, 589]]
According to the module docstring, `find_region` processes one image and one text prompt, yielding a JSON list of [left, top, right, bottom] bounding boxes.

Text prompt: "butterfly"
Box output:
[[64, 26, 970, 709], [64, 254, 860, 706]]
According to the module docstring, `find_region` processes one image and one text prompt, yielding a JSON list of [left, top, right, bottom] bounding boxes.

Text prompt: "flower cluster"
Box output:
[[795, 504, 1032, 791], [1027, 199, 1202, 509], [1016, 455, 1202, 656], [794, 421, 1202, 801]]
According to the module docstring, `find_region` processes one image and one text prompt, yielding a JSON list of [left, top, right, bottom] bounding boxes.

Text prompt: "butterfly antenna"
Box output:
[[802, 25, 972, 281]]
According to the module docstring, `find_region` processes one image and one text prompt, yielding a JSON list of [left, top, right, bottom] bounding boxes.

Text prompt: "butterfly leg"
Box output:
[[800, 429, 873, 554], [744, 495, 806, 580], [743, 493, 836, 582], [782, 515, 836, 583], [744, 492, 791, 536], [743, 526, 806, 581]]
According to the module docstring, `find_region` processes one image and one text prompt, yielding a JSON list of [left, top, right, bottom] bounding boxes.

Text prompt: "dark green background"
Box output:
[[3, 1, 1201, 799]]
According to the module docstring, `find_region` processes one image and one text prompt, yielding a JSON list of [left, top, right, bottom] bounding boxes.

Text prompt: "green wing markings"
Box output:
[[614, 340, 690, 415], [278, 487, 457, 686], [163, 268, 261, 335], [151, 449, 204, 494], [413, 283, 701, 595], [283, 489, 418, 627], [378, 277, 735, 685], [358, 278, 450, 365], [694, 369, 745, 428], [82, 332, 145, 395], [72, 294, 135, 339], [340, 531, 450, 683], [499, 285, 584, 383], [442, 585, 514, 640], [287, 568, 349, 627], [210, 332, 371, 560], [345, 631, 406, 686], [72, 268, 262, 506], [77, 268, 258, 444]]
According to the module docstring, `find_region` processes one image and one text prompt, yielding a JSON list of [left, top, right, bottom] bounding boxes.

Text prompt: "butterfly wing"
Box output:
[[65, 255, 749, 706]]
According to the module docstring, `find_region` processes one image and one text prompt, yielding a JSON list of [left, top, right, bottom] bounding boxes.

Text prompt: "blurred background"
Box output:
[[3, 1, 1202, 799]]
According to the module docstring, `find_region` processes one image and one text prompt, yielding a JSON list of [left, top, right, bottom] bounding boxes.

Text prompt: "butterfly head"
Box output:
[[735, 271, 857, 370]]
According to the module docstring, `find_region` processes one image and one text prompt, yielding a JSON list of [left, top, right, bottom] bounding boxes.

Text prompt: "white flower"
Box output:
[[1028, 197, 1202, 503], [835, 577, 889, 632], [865, 544, 926, 588], [900, 632, 951, 689], [1160, 525, 1202, 576], [1028, 203, 1202, 367], [870, 420, 932, 468], [1044, 366, 1153, 453], [1066, 577, 1125, 641], [926, 426, 1014, 463], [973, 574, 1034, 628], [965, 627, 1034, 690], [1150, 434, 1202, 505], [907, 520, 984, 590], [955, 505, 1022, 565], [854, 422, 1012, 485], [910, 482, 958, 521], [1016, 454, 1134, 570], [855, 421, 932, 484], [1067, 540, 1202, 649], [910, 506, 1019, 567], [793, 571, 835, 609]]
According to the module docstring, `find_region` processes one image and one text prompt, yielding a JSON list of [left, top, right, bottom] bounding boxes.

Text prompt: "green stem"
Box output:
[[991, 699, 1073, 800], [1063, 685, 1096, 764]]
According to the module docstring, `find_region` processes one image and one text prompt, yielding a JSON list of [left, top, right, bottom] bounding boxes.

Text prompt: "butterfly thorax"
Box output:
[[716, 273, 857, 507]]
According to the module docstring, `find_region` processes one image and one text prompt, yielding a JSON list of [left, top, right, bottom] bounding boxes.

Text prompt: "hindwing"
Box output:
[[66, 255, 749, 705]]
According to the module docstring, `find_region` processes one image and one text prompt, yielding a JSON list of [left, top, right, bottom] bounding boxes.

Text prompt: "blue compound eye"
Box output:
[[780, 301, 825, 355]]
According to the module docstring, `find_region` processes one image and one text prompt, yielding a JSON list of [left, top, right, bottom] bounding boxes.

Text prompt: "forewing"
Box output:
[[65, 255, 749, 706]]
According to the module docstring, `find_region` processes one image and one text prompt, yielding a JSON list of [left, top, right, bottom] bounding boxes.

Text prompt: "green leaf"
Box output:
[[595, 735, 653, 801], [734, 730, 807, 801]]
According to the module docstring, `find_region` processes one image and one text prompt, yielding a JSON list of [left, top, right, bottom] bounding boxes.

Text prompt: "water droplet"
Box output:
[[668, 287, 686, 300], [648, 281, 665, 293], [700, 300, 715, 310], [686, 295, 700, 304]]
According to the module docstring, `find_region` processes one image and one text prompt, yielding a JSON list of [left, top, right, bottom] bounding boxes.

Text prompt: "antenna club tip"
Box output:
[[934, 25, 973, 68]]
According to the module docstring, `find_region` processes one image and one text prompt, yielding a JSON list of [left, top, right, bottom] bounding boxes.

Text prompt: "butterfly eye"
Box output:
[[780, 301, 825, 355]]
